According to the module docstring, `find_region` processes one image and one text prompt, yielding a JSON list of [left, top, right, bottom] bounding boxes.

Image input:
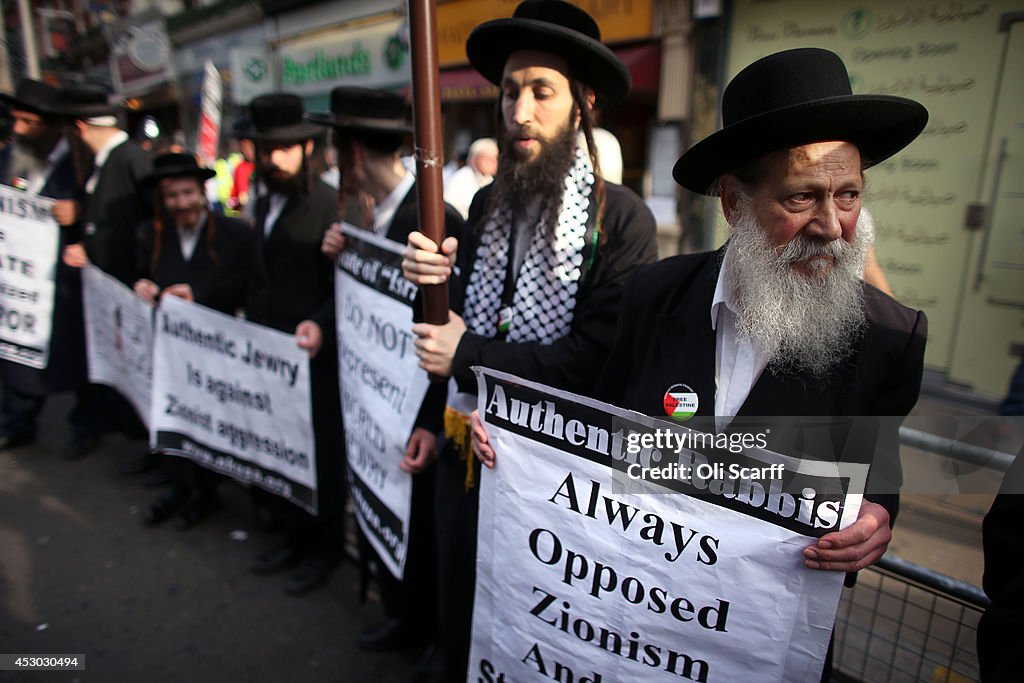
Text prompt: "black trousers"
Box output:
[[360, 463, 438, 628], [433, 442, 481, 682]]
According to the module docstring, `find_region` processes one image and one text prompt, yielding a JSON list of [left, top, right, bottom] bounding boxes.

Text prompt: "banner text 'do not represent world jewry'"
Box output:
[[335, 226, 429, 580]]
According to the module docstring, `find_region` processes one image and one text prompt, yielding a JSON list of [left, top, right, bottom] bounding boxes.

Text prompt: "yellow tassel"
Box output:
[[444, 406, 475, 491]]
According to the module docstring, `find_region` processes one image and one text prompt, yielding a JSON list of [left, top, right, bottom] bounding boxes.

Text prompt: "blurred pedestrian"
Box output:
[[236, 94, 345, 596], [61, 83, 153, 463], [442, 137, 497, 219], [0, 79, 89, 451], [133, 152, 255, 529]]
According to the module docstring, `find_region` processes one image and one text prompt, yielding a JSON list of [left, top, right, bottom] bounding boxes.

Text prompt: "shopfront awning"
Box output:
[[437, 41, 661, 102]]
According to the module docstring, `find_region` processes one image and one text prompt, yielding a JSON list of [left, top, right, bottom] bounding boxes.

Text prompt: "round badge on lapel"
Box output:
[[663, 384, 698, 421]]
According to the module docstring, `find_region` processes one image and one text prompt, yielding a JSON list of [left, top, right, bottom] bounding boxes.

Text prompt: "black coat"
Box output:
[[449, 181, 659, 395], [246, 180, 337, 333], [1, 140, 89, 393], [246, 178, 342, 516], [135, 212, 255, 315], [82, 139, 153, 286], [596, 249, 929, 518]]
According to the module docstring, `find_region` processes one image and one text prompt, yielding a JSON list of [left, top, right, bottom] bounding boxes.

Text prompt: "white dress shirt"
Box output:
[[264, 193, 288, 238], [711, 247, 770, 420], [85, 130, 129, 195], [177, 210, 207, 261], [372, 170, 415, 236]]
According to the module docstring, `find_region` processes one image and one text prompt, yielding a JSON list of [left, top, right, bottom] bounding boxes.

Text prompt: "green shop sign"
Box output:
[[279, 19, 409, 94], [283, 46, 372, 85]]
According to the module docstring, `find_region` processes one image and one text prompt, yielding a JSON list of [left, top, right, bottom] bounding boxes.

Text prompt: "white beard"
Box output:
[[723, 201, 875, 378]]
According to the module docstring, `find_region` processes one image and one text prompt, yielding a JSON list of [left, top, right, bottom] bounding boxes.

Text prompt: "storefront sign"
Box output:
[[436, 0, 654, 66], [278, 19, 410, 95], [105, 11, 175, 95]]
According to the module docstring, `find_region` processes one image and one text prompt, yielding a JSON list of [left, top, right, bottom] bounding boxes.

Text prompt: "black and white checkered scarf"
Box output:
[[462, 146, 594, 344]]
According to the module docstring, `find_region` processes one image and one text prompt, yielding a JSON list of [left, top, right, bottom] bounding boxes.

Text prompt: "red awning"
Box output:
[[437, 42, 661, 102]]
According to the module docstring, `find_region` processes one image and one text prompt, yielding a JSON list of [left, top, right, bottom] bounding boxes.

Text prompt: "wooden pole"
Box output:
[[408, 0, 450, 327]]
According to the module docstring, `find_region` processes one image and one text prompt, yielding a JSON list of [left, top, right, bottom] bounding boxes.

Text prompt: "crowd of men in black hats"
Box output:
[[7, 1, 1015, 681]]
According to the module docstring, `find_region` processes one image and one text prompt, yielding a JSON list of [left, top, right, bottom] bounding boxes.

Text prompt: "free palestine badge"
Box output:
[[663, 384, 698, 421]]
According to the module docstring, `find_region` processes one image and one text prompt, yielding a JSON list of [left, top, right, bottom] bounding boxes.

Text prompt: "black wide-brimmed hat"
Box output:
[[61, 83, 121, 119], [141, 152, 216, 187], [306, 87, 412, 135], [466, 0, 630, 105], [233, 93, 323, 142], [673, 48, 928, 195], [0, 79, 63, 116]]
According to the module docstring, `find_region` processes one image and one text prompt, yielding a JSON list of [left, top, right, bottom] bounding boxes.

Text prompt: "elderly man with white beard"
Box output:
[[558, 47, 927, 680], [592, 46, 928, 567]]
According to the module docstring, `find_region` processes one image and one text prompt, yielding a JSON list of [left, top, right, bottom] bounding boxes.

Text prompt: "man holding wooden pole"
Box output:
[[403, 2, 658, 679]]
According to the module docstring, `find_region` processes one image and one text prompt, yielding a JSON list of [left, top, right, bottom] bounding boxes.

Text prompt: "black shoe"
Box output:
[[64, 433, 100, 461], [250, 545, 301, 575], [143, 488, 189, 526], [142, 468, 173, 488], [359, 618, 424, 652], [117, 451, 158, 475], [172, 492, 222, 531], [0, 432, 34, 450], [284, 555, 338, 596]]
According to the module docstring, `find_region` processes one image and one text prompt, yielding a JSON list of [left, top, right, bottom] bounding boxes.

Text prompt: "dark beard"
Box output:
[[490, 120, 578, 233], [263, 170, 302, 195], [260, 163, 303, 196]]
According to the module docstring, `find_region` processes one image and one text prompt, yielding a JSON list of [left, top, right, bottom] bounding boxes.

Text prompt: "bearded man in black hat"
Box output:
[[132, 152, 255, 529], [311, 86, 465, 651], [236, 93, 346, 596], [0, 79, 88, 451], [401, 1, 658, 679], [587, 48, 928, 679]]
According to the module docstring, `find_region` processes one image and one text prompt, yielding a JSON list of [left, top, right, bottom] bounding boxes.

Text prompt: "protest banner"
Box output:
[[0, 185, 59, 369], [82, 265, 154, 428], [470, 368, 869, 683], [335, 226, 429, 579], [151, 295, 316, 513]]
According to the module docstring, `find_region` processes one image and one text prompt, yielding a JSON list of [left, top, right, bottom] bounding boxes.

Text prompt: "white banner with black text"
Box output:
[[0, 186, 59, 369], [335, 226, 429, 580], [470, 368, 868, 683], [82, 265, 154, 428], [151, 295, 316, 513]]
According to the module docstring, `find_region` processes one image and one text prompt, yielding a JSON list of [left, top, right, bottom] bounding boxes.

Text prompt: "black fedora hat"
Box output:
[[306, 87, 412, 135], [673, 48, 928, 195], [466, 0, 630, 105], [233, 93, 323, 142], [0, 79, 63, 116], [141, 152, 216, 187], [61, 83, 121, 119]]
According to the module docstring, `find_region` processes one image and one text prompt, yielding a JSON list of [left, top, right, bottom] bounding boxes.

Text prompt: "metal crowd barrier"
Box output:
[[831, 424, 1016, 683], [833, 556, 988, 683]]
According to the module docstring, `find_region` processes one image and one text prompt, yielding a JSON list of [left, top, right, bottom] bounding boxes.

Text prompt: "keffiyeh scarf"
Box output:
[[462, 146, 594, 344]]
